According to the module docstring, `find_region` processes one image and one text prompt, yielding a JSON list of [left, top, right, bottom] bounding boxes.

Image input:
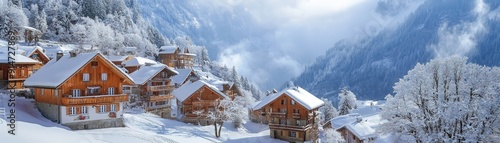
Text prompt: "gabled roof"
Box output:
[[173, 80, 228, 102], [24, 52, 134, 88], [0, 52, 41, 64], [171, 68, 195, 85], [345, 122, 377, 140], [159, 45, 179, 54], [128, 64, 178, 85], [252, 86, 324, 110], [122, 57, 158, 67]]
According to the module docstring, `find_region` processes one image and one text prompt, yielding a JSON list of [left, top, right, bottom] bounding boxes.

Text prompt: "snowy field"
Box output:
[[0, 96, 285, 143]]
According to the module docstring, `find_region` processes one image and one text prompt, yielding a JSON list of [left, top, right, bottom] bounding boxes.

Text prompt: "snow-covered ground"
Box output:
[[0, 95, 285, 143]]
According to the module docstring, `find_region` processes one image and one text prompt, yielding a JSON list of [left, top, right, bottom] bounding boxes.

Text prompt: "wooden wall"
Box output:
[[181, 85, 225, 114]]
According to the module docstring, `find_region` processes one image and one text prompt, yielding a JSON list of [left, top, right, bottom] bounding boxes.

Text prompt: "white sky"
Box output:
[[216, 0, 420, 89]]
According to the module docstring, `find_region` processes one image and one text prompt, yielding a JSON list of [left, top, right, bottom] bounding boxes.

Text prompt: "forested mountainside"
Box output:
[[293, 0, 500, 100], [0, 0, 263, 99]]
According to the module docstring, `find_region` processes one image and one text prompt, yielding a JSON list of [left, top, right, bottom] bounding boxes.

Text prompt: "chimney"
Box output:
[[56, 50, 63, 61], [69, 51, 77, 58], [272, 89, 278, 94]]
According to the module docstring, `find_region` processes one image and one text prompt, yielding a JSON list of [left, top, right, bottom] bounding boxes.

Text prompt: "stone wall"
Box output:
[[36, 102, 59, 123], [63, 118, 124, 130]]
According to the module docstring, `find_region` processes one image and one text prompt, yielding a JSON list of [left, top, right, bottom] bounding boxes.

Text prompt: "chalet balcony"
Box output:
[[147, 85, 175, 92], [62, 94, 128, 105], [192, 100, 217, 106], [269, 122, 312, 131], [149, 94, 174, 102], [151, 77, 171, 82]]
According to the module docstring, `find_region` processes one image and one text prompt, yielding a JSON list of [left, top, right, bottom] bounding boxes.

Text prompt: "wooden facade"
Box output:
[[134, 66, 178, 118], [25, 53, 134, 130], [158, 47, 195, 69], [0, 57, 43, 89], [177, 84, 226, 125], [251, 87, 324, 143], [26, 47, 50, 64]]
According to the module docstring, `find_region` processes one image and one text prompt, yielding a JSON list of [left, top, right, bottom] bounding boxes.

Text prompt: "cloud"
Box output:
[[429, 0, 489, 58], [216, 0, 423, 89]]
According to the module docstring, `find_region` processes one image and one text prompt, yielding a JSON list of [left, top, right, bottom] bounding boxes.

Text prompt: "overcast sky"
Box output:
[[215, 0, 422, 89]]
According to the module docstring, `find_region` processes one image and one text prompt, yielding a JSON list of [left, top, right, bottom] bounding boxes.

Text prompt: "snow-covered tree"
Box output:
[[380, 57, 500, 142], [337, 87, 357, 115], [192, 109, 205, 125], [220, 96, 248, 128], [322, 128, 345, 143], [319, 98, 338, 123], [207, 99, 227, 138]]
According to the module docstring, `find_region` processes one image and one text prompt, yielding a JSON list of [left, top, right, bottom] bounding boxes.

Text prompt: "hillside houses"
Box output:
[[23, 52, 134, 130], [251, 87, 325, 143], [129, 64, 178, 118]]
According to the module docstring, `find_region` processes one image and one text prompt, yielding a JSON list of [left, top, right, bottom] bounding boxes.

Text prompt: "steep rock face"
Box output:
[[293, 0, 500, 100]]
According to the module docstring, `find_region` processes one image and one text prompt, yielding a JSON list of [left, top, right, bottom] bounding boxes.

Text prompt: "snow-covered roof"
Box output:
[[330, 113, 360, 129], [124, 47, 137, 52], [252, 86, 324, 110], [0, 52, 41, 64], [128, 64, 179, 85], [107, 55, 129, 62], [122, 57, 158, 67], [24, 52, 134, 88], [173, 80, 228, 102], [159, 45, 178, 54], [171, 68, 194, 85], [346, 122, 377, 140]]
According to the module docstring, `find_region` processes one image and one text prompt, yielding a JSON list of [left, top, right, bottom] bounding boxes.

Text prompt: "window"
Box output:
[[72, 89, 80, 97], [161, 72, 165, 77], [280, 119, 286, 125], [32, 53, 38, 58], [81, 106, 88, 114], [107, 87, 114, 95], [21, 69, 25, 76], [290, 131, 296, 137], [91, 61, 98, 66], [99, 105, 106, 113], [88, 87, 100, 95], [55, 90, 58, 97], [110, 104, 116, 112], [69, 107, 76, 115], [41, 88, 44, 96], [281, 99, 285, 105], [296, 120, 301, 125], [101, 73, 107, 81], [291, 100, 295, 105], [83, 73, 90, 81]]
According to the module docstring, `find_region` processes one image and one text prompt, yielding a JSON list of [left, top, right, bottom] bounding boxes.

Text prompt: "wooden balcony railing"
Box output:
[[149, 95, 174, 102], [62, 94, 128, 105], [147, 85, 175, 92], [269, 123, 311, 130], [152, 77, 171, 82], [192, 100, 217, 106]]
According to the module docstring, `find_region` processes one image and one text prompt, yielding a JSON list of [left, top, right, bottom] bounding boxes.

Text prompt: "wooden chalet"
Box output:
[[158, 46, 196, 69], [128, 64, 178, 118], [18, 46, 50, 64], [0, 49, 43, 89], [122, 56, 158, 73], [172, 80, 228, 125], [251, 87, 324, 143], [24, 52, 134, 130], [324, 114, 377, 143]]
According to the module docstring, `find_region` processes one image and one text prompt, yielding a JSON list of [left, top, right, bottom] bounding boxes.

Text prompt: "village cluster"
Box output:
[[1, 27, 384, 143]]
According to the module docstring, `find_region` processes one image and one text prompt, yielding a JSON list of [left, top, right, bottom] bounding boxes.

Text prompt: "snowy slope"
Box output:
[[0, 95, 285, 143]]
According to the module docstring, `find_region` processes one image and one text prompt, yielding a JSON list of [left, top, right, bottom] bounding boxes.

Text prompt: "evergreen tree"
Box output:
[[337, 87, 357, 116]]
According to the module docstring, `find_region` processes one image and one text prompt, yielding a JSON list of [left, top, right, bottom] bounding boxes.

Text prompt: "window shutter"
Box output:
[[76, 106, 81, 114], [115, 103, 120, 111], [66, 107, 70, 115], [107, 104, 110, 112]]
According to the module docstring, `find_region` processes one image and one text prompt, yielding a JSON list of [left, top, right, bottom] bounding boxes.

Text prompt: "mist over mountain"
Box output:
[[293, 0, 500, 100]]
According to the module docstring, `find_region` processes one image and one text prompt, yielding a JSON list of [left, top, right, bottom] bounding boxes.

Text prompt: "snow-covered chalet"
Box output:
[[24, 52, 134, 130], [251, 86, 325, 143]]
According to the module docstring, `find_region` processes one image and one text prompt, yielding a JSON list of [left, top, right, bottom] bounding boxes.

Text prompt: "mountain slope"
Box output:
[[293, 0, 500, 100]]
